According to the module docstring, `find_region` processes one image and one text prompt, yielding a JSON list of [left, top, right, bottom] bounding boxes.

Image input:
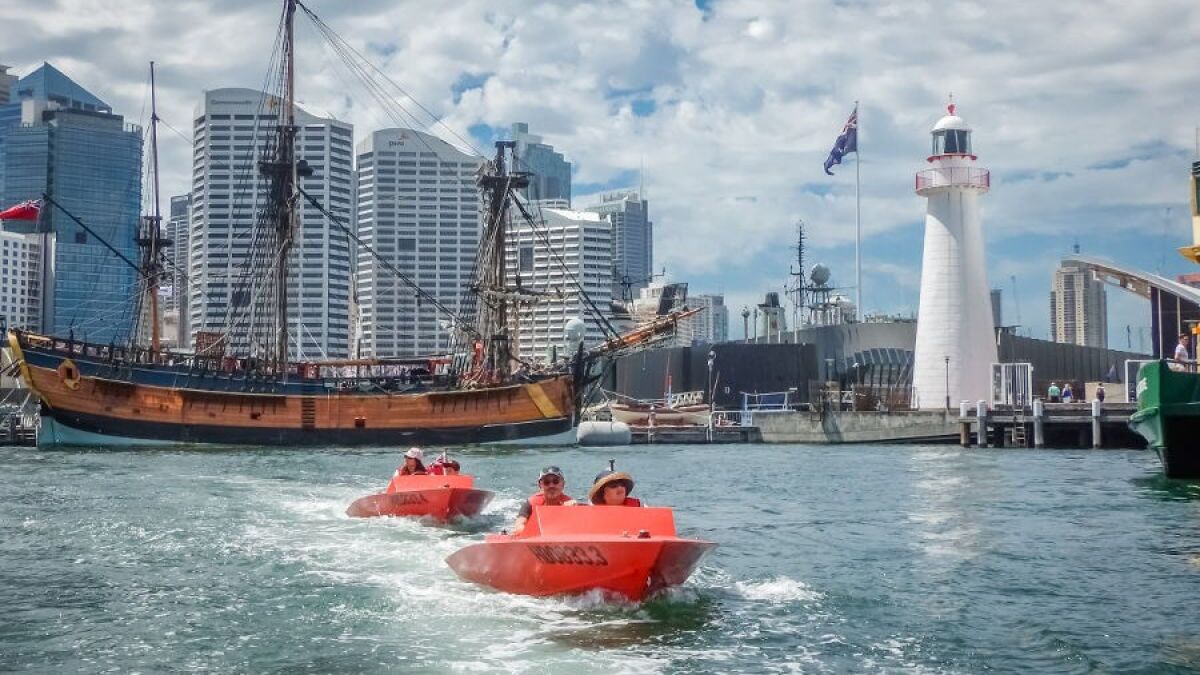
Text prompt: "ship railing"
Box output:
[[914, 167, 990, 192]]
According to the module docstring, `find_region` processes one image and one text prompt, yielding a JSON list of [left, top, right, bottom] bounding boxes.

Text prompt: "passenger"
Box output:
[[427, 455, 461, 476], [588, 469, 642, 507], [512, 466, 575, 534], [1047, 382, 1061, 403], [396, 447, 427, 476], [1173, 333, 1192, 372], [1096, 383, 1106, 403], [1062, 383, 1074, 403]]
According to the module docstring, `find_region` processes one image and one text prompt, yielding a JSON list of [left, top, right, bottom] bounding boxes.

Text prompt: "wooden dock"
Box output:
[[957, 401, 1143, 448]]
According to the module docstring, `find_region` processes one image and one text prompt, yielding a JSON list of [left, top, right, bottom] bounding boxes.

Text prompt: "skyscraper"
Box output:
[[0, 65, 16, 105], [1050, 260, 1107, 348], [511, 122, 571, 205], [354, 128, 483, 357], [507, 202, 612, 360], [689, 293, 729, 344], [0, 230, 41, 331], [0, 63, 142, 344], [578, 189, 653, 302], [162, 194, 190, 348], [189, 88, 354, 358]]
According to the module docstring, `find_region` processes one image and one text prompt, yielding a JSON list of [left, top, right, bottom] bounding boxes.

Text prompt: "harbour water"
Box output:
[[1, 443, 1198, 673]]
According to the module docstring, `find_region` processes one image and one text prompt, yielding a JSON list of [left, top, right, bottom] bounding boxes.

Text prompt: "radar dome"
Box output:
[[810, 263, 831, 286]]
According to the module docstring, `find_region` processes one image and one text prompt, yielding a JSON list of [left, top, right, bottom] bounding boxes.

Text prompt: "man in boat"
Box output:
[[512, 466, 576, 534], [427, 455, 461, 476], [588, 470, 642, 507]]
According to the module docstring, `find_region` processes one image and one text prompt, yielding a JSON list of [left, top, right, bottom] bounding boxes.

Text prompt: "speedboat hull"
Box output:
[[446, 535, 715, 601], [346, 487, 494, 521], [445, 505, 715, 601], [347, 474, 493, 521]]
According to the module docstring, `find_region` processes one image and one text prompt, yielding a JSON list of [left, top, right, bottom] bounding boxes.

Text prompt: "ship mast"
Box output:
[[260, 0, 310, 374], [136, 61, 170, 352], [472, 141, 530, 383]]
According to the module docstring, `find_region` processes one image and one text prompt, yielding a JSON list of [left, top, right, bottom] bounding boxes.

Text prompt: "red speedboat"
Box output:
[[445, 505, 716, 601], [346, 474, 494, 521]]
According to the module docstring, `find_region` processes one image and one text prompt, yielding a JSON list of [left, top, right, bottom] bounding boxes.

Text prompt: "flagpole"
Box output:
[[854, 100, 862, 317]]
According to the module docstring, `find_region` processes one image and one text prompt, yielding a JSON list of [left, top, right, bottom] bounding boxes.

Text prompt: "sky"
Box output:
[[2, 0, 1198, 346]]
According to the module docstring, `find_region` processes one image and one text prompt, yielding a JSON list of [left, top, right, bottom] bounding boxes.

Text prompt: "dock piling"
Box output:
[[1091, 399, 1102, 448], [975, 400, 988, 448], [959, 401, 970, 447], [1032, 398, 1045, 448]]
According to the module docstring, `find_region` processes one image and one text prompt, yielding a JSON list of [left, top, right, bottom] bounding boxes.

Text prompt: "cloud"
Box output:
[[2, 0, 1197, 341]]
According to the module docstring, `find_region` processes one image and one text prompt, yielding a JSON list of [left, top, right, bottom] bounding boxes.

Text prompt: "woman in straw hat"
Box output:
[[588, 464, 642, 507], [396, 447, 427, 476]]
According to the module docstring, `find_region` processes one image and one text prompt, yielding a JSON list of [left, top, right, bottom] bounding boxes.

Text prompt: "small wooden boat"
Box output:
[[445, 504, 715, 601], [346, 474, 494, 521], [608, 401, 710, 426]]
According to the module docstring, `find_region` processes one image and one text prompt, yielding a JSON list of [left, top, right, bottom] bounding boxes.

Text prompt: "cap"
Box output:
[[405, 447, 423, 460], [538, 466, 564, 481], [588, 470, 635, 505]]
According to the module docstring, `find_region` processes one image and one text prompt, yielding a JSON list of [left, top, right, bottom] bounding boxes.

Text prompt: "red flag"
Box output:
[[0, 199, 42, 221]]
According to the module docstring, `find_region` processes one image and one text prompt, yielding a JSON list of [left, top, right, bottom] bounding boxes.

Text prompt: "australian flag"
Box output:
[[823, 108, 858, 176]]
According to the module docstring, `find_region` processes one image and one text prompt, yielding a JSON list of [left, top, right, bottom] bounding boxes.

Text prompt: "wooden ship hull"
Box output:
[[10, 331, 575, 447]]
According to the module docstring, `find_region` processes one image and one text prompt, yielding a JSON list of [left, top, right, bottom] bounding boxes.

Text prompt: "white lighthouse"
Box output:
[[912, 103, 997, 409]]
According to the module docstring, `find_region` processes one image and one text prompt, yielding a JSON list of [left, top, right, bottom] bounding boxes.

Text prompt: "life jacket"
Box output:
[[528, 492, 573, 507], [621, 497, 643, 507]]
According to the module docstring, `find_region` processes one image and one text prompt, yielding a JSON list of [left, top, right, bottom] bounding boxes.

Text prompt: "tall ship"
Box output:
[[1129, 160, 1200, 478], [4, 1, 685, 447]]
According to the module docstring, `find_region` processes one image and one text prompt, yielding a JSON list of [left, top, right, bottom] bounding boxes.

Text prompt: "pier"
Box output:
[[956, 401, 1142, 448]]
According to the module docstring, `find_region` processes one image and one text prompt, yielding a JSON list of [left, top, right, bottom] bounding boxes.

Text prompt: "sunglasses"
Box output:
[[539, 476, 563, 486]]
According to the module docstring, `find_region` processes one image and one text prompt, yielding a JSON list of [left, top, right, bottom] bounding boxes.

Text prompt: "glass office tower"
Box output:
[[0, 63, 142, 344]]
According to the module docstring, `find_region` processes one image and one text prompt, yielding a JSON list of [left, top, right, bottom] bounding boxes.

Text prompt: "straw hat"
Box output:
[[405, 447, 423, 460], [588, 470, 635, 505]]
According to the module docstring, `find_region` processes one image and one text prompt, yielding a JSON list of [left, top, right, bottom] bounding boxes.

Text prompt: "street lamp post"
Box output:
[[944, 355, 951, 412], [741, 307, 750, 343]]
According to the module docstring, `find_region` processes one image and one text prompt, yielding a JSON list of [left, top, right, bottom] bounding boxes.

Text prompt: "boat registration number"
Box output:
[[388, 493, 429, 505], [529, 544, 609, 566]]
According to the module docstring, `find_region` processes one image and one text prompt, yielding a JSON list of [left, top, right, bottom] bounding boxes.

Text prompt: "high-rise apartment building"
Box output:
[[0, 65, 16, 105], [162, 194, 190, 348], [689, 293, 729, 345], [0, 231, 41, 331], [511, 122, 571, 205], [1050, 260, 1107, 347], [578, 189, 653, 301], [0, 63, 141, 344], [354, 128, 483, 357], [189, 88, 354, 359], [507, 202, 612, 360]]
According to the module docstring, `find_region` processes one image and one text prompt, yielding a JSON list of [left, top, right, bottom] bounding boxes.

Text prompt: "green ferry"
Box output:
[[1129, 160, 1200, 479]]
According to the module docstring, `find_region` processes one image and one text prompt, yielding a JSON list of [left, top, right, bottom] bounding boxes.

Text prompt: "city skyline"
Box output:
[[1, 0, 1198, 344]]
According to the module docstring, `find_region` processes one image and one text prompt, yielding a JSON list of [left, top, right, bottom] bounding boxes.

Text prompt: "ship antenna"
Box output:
[[608, 458, 615, 471]]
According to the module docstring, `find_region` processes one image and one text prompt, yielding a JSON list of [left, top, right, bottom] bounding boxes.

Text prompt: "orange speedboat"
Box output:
[[346, 474, 494, 521], [445, 504, 716, 601]]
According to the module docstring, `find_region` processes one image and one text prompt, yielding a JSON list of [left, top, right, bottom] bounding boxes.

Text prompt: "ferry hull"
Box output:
[[346, 487, 494, 521], [1129, 360, 1200, 479]]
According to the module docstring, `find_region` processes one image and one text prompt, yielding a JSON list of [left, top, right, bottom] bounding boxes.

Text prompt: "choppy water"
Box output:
[[1, 443, 1198, 673]]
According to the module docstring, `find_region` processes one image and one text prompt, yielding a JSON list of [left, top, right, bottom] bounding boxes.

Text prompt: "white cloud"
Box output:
[[2, 0, 1197, 340]]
